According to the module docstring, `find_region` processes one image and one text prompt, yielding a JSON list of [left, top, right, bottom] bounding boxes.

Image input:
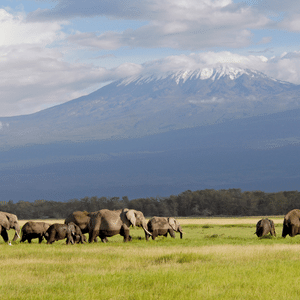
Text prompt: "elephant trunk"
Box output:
[[13, 226, 21, 241], [178, 225, 183, 239]]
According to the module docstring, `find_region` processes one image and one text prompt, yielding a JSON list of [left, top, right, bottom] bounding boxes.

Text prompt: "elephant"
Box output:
[[255, 218, 276, 237], [0, 211, 20, 244], [88, 208, 152, 243], [65, 222, 86, 244], [20, 221, 51, 243], [45, 222, 82, 244], [282, 209, 300, 238], [146, 217, 183, 240], [65, 211, 98, 242]]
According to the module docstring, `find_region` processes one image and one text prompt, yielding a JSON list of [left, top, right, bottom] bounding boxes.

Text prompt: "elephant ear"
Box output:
[[126, 210, 136, 227], [1, 214, 11, 230], [168, 218, 177, 231]]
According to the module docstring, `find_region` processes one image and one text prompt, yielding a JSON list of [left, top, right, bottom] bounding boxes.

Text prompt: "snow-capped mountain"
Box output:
[[0, 66, 299, 148], [119, 65, 275, 85], [1, 65, 300, 201]]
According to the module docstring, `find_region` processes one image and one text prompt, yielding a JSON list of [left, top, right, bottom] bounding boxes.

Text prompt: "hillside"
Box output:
[[1, 66, 300, 201]]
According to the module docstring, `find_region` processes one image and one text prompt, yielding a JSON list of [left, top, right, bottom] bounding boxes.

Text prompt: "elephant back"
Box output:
[[256, 218, 276, 237], [284, 209, 300, 224], [65, 211, 92, 233]]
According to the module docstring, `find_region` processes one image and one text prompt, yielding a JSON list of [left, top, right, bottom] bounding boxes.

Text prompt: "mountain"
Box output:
[[1, 65, 300, 201], [1, 65, 300, 148]]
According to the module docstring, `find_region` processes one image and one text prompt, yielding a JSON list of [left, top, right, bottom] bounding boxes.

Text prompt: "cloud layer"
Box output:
[[1, 1, 300, 117], [30, 0, 271, 50]]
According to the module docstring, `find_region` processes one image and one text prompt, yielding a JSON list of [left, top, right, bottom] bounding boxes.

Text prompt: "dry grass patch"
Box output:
[[177, 216, 283, 225]]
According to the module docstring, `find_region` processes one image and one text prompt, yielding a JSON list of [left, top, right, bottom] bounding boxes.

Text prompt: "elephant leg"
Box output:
[[39, 236, 43, 243], [170, 229, 176, 238], [291, 225, 298, 237], [145, 232, 150, 241], [88, 230, 99, 243], [120, 226, 131, 242], [151, 230, 158, 240], [100, 236, 108, 243], [28, 238, 32, 243], [47, 231, 56, 244], [20, 235, 26, 243], [1, 229, 9, 243], [67, 236, 75, 245]]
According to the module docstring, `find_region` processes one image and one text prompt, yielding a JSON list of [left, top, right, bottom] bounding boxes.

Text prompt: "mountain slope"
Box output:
[[1, 107, 300, 201], [0, 66, 300, 148], [1, 66, 300, 201]]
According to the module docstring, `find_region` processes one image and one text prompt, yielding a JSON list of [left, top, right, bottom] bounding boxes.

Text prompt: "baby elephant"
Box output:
[[146, 217, 183, 241], [255, 218, 276, 237], [68, 222, 87, 244], [21, 221, 51, 243], [45, 222, 84, 244]]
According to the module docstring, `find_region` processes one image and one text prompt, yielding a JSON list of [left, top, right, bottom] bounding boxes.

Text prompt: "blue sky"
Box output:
[[1, 0, 300, 116]]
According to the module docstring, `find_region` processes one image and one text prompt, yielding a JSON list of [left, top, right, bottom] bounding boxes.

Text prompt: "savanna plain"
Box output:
[[2, 217, 300, 299]]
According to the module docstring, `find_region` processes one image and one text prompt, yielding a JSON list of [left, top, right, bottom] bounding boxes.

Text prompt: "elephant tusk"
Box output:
[[142, 225, 152, 236], [8, 242, 12, 246], [16, 232, 21, 239]]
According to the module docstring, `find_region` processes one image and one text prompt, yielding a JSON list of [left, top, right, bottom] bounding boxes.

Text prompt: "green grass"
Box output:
[[1, 220, 300, 299]]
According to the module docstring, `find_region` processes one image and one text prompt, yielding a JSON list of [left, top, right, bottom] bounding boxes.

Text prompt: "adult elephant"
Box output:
[[45, 222, 82, 244], [255, 218, 276, 237], [282, 209, 300, 238], [146, 217, 183, 240], [21, 221, 51, 243], [65, 211, 97, 242], [0, 211, 20, 244], [88, 208, 152, 243]]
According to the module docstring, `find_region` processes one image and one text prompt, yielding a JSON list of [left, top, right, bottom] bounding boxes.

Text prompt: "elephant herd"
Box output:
[[0, 208, 183, 245], [255, 209, 300, 238], [1, 208, 300, 244]]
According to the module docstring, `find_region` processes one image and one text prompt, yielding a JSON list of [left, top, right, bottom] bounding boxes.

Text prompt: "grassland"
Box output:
[[1, 217, 300, 299]]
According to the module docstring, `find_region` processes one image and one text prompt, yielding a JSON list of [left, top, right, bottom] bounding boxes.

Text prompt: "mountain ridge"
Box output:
[[1, 65, 300, 201], [0, 66, 300, 148], [0, 107, 300, 201]]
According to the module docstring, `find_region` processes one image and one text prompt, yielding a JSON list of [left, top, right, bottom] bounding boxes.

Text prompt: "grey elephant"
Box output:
[[255, 218, 276, 237], [21, 221, 51, 243], [45, 222, 82, 244], [65, 211, 98, 242], [146, 217, 183, 240], [65, 222, 87, 244], [0, 211, 20, 244], [88, 208, 152, 243], [282, 209, 300, 238]]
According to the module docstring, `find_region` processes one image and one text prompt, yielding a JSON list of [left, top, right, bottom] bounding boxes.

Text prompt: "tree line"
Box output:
[[0, 188, 299, 220]]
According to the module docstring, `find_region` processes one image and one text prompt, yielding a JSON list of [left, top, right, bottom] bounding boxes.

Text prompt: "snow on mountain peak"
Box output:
[[118, 65, 260, 86]]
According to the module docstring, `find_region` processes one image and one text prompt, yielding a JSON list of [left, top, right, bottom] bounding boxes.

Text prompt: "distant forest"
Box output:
[[1, 189, 300, 220]]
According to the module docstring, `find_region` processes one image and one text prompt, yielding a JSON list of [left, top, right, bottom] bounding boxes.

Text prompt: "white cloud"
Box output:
[[2, 2, 300, 117], [124, 51, 300, 86], [30, 0, 271, 51], [0, 9, 64, 46], [0, 44, 142, 116], [280, 14, 300, 31], [67, 32, 122, 50], [0, 9, 142, 117]]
